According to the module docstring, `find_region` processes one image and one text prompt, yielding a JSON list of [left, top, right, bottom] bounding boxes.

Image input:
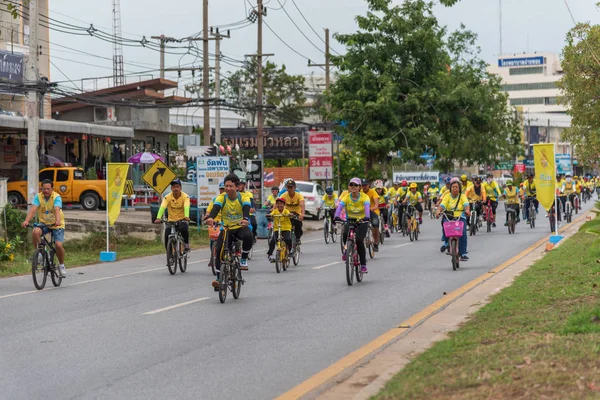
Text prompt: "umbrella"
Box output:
[[128, 152, 165, 164], [43, 154, 66, 166]]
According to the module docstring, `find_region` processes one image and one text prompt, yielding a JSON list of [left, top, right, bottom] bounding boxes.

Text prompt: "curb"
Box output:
[[276, 211, 590, 400]]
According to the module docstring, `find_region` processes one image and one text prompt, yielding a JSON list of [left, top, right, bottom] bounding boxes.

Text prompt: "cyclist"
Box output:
[[205, 173, 253, 290], [264, 185, 280, 209], [154, 178, 191, 252], [395, 180, 409, 229], [438, 179, 471, 261], [561, 173, 577, 216], [266, 197, 293, 262], [428, 182, 440, 212], [335, 177, 371, 273], [374, 180, 390, 237], [460, 174, 473, 195], [521, 174, 538, 223], [318, 186, 338, 222], [438, 177, 452, 205], [238, 179, 258, 243], [465, 176, 486, 221], [205, 182, 225, 268], [402, 183, 423, 224], [361, 178, 381, 251], [22, 179, 67, 278], [574, 176, 583, 210], [482, 173, 501, 227], [503, 180, 520, 225], [280, 179, 305, 244]]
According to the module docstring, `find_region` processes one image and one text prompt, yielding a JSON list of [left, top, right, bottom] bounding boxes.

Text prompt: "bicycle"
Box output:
[[565, 194, 574, 224], [468, 202, 480, 236], [365, 223, 375, 259], [525, 196, 536, 229], [549, 203, 557, 233], [442, 214, 464, 271], [30, 224, 62, 290], [378, 210, 385, 245], [342, 219, 369, 286], [406, 204, 420, 242], [484, 199, 494, 233], [164, 220, 188, 275], [267, 214, 296, 273], [390, 204, 399, 233], [504, 203, 517, 235], [322, 207, 337, 244], [216, 225, 245, 303]]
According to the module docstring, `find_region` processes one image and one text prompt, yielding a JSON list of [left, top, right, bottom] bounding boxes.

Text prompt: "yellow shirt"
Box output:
[[575, 181, 582, 194], [504, 187, 520, 205], [395, 188, 407, 203], [240, 190, 255, 214], [522, 180, 537, 197], [362, 188, 380, 215], [428, 187, 440, 197], [375, 188, 389, 205], [460, 181, 473, 195], [35, 192, 65, 229], [281, 191, 305, 214], [213, 192, 251, 229], [440, 193, 470, 218], [404, 190, 422, 206], [562, 181, 576, 195], [265, 194, 277, 208], [465, 185, 486, 202], [159, 192, 190, 222], [322, 193, 338, 208], [340, 192, 371, 220], [206, 197, 222, 222], [269, 208, 292, 232], [482, 181, 501, 201], [388, 187, 398, 200]]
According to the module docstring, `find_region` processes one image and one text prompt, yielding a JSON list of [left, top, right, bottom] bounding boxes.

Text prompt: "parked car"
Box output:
[[150, 182, 201, 224], [293, 180, 325, 220]]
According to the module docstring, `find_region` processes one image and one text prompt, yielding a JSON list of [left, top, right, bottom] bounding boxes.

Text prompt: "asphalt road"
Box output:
[[0, 201, 592, 400]]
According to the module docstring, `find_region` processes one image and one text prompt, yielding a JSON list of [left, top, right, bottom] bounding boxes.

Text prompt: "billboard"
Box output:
[[393, 171, 440, 183], [197, 156, 230, 208], [498, 56, 544, 68], [309, 131, 333, 181], [556, 153, 572, 175], [215, 126, 308, 159], [0, 50, 23, 85]]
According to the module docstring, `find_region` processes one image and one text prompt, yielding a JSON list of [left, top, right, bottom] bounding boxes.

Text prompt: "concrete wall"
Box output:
[[64, 218, 161, 242]]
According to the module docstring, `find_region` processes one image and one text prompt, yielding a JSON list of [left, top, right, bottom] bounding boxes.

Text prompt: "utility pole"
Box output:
[[203, 0, 210, 146], [26, 0, 39, 209], [211, 28, 230, 145], [151, 35, 166, 79]]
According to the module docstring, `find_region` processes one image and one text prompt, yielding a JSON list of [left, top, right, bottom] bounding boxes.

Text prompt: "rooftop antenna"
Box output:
[[112, 0, 125, 86]]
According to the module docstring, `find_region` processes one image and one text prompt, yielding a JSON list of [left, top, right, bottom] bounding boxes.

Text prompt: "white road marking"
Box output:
[[312, 261, 342, 270], [392, 243, 412, 249], [143, 297, 210, 315], [0, 289, 48, 300], [187, 258, 210, 265], [66, 267, 166, 287]]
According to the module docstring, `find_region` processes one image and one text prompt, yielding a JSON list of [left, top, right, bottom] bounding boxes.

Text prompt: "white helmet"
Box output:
[[374, 179, 384, 189]]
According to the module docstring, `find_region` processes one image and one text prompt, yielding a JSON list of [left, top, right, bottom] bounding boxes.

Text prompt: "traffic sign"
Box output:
[[142, 159, 177, 194]]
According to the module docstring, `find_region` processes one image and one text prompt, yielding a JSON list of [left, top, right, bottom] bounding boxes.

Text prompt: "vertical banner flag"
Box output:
[[107, 163, 130, 226], [533, 144, 555, 212]]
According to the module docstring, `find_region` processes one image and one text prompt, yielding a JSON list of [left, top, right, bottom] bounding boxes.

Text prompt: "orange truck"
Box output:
[[7, 167, 107, 210]]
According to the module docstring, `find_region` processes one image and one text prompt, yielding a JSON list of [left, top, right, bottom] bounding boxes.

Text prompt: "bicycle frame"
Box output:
[[30, 224, 61, 290]]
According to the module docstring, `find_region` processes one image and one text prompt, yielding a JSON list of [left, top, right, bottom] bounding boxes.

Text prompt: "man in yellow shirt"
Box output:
[[267, 198, 293, 262], [460, 174, 473, 195], [318, 186, 338, 222], [428, 182, 440, 211], [482, 173, 501, 227], [22, 179, 67, 278], [402, 183, 423, 224], [361, 178, 381, 251], [521, 174, 538, 223], [154, 178, 191, 252], [264, 186, 280, 209], [503, 180, 520, 225], [280, 179, 305, 244], [465, 176, 486, 219], [205, 182, 225, 268], [238, 179, 258, 243]]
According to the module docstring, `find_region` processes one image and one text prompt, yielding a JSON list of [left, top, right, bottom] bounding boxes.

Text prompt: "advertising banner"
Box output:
[[533, 144, 556, 212], [393, 171, 440, 183], [216, 126, 308, 159], [555, 154, 572, 175], [309, 132, 333, 181], [106, 163, 130, 226], [197, 156, 230, 208]]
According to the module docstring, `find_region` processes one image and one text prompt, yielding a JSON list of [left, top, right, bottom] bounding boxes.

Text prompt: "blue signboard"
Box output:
[[556, 154, 572, 175], [498, 56, 544, 68], [0, 50, 23, 84]]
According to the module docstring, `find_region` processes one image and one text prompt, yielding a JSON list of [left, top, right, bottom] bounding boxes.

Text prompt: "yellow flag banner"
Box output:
[[533, 144, 556, 212], [107, 163, 130, 226]]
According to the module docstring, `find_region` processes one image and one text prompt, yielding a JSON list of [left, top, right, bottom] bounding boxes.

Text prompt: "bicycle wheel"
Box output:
[[451, 239, 459, 271], [49, 251, 62, 287], [32, 249, 47, 290], [367, 231, 374, 259], [355, 258, 363, 283], [218, 264, 228, 303], [324, 219, 330, 244], [379, 224, 384, 245], [232, 267, 242, 300], [247, 245, 253, 260], [414, 222, 419, 241], [179, 251, 188, 273], [210, 246, 217, 276], [282, 248, 289, 272], [408, 221, 414, 242], [293, 244, 300, 266], [575, 198, 579, 214], [487, 216, 492, 233], [345, 241, 354, 286], [507, 213, 513, 234], [166, 238, 177, 275], [469, 213, 476, 236], [275, 248, 281, 273], [331, 224, 338, 243]]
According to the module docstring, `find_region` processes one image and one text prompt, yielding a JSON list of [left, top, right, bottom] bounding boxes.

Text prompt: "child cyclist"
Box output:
[[266, 197, 293, 262]]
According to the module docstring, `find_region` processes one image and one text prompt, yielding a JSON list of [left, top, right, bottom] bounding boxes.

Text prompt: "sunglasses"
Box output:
[[348, 183, 359, 187]]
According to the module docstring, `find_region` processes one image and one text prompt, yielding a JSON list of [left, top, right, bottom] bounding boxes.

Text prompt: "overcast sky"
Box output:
[[47, 0, 599, 91]]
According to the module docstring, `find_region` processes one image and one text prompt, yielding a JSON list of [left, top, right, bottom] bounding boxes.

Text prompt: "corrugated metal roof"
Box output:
[[0, 115, 134, 138]]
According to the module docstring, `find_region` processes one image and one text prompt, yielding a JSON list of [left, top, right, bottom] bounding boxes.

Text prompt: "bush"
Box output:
[[1, 205, 27, 245], [0, 236, 22, 263]]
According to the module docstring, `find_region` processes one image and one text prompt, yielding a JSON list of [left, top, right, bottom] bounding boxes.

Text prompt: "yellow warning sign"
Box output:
[[142, 160, 177, 195]]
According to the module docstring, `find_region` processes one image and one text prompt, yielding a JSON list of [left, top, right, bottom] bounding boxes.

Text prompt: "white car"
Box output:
[[293, 180, 326, 220]]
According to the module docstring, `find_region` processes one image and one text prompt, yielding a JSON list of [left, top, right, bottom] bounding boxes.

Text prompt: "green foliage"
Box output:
[[1, 205, 27, 245], [558, 22, 600, 166], [0, 236, 21, 263], [86, 167, 98, 180]]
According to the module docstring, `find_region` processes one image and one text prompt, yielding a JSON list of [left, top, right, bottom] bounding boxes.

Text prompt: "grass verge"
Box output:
[[374, 217, 600, 399], [0, 229, 209, 277]]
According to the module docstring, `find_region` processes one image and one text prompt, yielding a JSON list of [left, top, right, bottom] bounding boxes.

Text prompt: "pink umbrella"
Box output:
[[128, 152, 165, 164]]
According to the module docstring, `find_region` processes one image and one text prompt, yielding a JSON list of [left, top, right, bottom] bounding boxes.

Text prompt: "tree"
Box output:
[[558, 22, 600, 166], [220, 58, 307, 126]]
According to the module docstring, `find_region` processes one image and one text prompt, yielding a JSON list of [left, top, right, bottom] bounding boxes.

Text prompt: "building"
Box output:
[[488, 52, 574, 173]]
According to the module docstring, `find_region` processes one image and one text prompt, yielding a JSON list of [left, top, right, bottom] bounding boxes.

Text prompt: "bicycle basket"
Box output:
[[209, 225, 221, 240], [443, 220, 464, 238], [504, 203, 517, 213]]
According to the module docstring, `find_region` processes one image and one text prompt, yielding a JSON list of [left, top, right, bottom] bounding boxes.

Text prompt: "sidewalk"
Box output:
[[310, 212, 597, 399]]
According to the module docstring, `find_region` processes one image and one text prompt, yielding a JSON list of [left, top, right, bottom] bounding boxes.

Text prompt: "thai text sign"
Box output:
[[197, 156, 230, 208], [0, 50, 23, 84], [216, 126, 307, 159], [309, 132, 333, 180], [393, 171, 440, 183]]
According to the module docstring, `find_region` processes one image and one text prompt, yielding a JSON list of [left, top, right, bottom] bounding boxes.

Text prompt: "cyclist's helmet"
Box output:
[[574, 175, 579, 179], [409, 183, 418, 189], [450, 177, 460, 184], [271, 185, 279, 191], [506, 180, 513, 186], [401, 180, 408, 187], [374, 179, 384, 189], [527, 173, 534, 179], [349, 177, 361, 186], [170, 178, 182, 186], [431, 182, 437, 187], [393, 181, 400, 185], [474, 176, 482, 183], [218, 181, 225, 189], [445, 177, 452, 184], [239, 178, 247, 184], [325, 186, 334, 194], [460, 174, 467, 181], [566, 173, 572, 178], [361, 178, 370, 186]]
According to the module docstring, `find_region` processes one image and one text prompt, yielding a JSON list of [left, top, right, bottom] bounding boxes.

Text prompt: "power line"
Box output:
[[274, 0, 324, 55], [289, 0, 341, 55], [262, 19, 324, 70]]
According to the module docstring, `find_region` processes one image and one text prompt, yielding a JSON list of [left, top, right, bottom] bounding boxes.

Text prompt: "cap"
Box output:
[[275, 197, 286, 203], [374, 179, 384, 189], [349, 177, 361, 186], [170, 178, 182, 186], [271, 186, 279, 191], [361, 178, 370, 185], [409, 183, 417, 189], [286, 179, 296, 187]]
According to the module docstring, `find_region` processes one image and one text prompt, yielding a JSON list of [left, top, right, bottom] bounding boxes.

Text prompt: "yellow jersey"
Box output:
[[157, 192, 190, 221], [482, 181, 501, 201], [321, 193, 338, 208], [522, 180, 537, 197], [428, 187, 440, 198], [362, 188, 380, 215], [33, 192, 65, 229], [281, 191, 305, 214], [504, 187, 520, 205], [562, 180, 577, 195], [213, 192, 251, 229], [460, 181, 473, 195], [269, 208, 292, 231], [388, 187, 398, 200], [465, 185, 486, 202], [440, 193, 470, 218], [265, 194, 277, 208], [340, 192, 371, 220], [404, 190, 422, 206]]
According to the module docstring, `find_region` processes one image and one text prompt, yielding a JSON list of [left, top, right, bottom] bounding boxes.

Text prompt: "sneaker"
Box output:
[[239, 259, 249, 271], [268, 255, 275, 263], [360, 265, 368, 273], [504, 222, 508, 226], [418, 218, 422, 225], [373, 244, 379, 252], [212, 280, 220, 289], [460, 255, 469, 261], [342, 251, 347, 262], [296, 238, 302, 245], [385, 230, 391, 238], [440, 244, 447, 253], [59, 265, 67, 278], [184, 244, 190, 252], [492, 222, 497, 228]]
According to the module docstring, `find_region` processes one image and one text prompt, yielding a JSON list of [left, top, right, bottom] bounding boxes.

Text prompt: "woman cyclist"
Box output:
[[374, 180, 390, 237]]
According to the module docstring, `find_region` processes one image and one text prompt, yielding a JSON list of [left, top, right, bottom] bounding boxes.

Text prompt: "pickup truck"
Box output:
[[7, 167, 107, 210]]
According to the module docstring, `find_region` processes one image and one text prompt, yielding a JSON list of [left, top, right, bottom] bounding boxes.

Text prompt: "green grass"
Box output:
[[0, 229, 209, 277], [374, 217, 600, 399]]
